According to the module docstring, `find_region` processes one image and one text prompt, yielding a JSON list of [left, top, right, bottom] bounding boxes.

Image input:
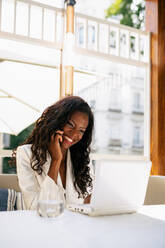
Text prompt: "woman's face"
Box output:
[[61, 111, 89, 150]]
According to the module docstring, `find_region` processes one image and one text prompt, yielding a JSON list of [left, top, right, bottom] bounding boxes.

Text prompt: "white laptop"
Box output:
[[67, 159, 151, 216]]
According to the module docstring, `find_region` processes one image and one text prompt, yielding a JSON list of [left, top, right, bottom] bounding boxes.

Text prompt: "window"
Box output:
[[133, 126, 143, 148], [2, 134, 10, 148], [88, 25, 95, 44], [0, 0, 150, 172], [109, 88, 121, 111], [132, 90, 144, 113], [90, 100, 96, 110], [110, 125, 120, 140], [78, 26, 84, 45], [133, 92, 141, 109], [74, 56, 147, 156]]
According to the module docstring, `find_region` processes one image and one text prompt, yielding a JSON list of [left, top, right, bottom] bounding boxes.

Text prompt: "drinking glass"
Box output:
[[37, 200, 64, 218]]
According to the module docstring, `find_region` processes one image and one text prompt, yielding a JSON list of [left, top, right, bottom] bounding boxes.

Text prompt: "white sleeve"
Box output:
[[16, 145, 64, 210], [90, 162, 95, 181], [87, 161, 95, 195]]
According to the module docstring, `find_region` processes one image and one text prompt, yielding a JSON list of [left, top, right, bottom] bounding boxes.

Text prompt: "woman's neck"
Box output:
[[61, 148, 67, 162]]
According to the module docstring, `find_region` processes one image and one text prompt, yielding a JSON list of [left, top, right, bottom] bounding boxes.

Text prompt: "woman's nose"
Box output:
[[70, 130, 80, 141]]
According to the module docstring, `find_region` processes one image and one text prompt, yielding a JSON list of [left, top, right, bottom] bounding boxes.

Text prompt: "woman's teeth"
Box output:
[[64, 135, 73, 143]]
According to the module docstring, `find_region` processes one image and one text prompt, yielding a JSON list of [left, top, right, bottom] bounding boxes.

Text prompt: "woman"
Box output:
[[16, 96, 94, 210]]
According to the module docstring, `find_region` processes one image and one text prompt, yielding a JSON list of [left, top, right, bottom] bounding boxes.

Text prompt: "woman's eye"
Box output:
[[67, 121, 73, 127], [80, 130, 85, 134]]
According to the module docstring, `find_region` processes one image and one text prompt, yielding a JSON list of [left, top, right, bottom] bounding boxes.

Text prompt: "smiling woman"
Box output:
[[15, 96, 94, 210]]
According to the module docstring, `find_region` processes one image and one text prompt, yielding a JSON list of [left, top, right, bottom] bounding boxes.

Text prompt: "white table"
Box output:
[[1, 205, 165, 248]]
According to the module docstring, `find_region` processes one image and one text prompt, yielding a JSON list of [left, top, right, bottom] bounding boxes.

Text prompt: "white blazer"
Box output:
[[16, 144, 88, 210]]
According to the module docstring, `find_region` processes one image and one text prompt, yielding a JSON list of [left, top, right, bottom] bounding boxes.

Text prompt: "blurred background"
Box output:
[[0, 0, 149, 173]]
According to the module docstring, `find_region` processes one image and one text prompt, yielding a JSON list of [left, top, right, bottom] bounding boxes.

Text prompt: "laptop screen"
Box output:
[[91, 160, 151, 212]]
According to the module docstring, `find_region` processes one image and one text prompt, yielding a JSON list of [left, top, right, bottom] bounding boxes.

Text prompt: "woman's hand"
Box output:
[[84, 194, 91, 204], [49, 130, 64, 162]]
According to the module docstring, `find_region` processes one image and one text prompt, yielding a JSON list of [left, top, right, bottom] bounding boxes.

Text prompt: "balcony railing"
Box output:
[[0, 0, 150, 67], [75, 13, 150, 67], [0, 0, 64, 49]]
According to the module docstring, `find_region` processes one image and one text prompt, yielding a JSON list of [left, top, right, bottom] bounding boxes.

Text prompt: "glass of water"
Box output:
[[37, 200, 64, 218]]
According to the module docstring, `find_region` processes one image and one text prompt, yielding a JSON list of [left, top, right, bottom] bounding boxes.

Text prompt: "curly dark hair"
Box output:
[[22, 96, 94, 198]]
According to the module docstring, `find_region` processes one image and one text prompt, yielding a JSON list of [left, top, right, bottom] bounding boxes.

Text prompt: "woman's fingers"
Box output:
[[49, 130, 64, 161], [55, 130, 63, 135], [51, 130, 64, 143], [58, 133, 63, 143], [84, 194, 91, 204]]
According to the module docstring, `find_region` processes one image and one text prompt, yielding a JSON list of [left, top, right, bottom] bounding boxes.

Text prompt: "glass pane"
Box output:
[[30, 5, 42, 39], [140, 35, 149, 63], [56, 13, 64, 44], [0, 61, 60, 115], [0, 38, 60, 66], [16, 1, 29, 36], [74, 55, 146, 156], [109, 27, 119, 56], [1, 0, 15, 33], [87, 21, 97, 50], [0, 61, 60, 174], [99, 24, 108, 53], [130, 32, 139, 60], [32, 0, 63, 8], [120, 29, 129, 58], [75, 17, 86, 48], [43, 9, 56, 42]]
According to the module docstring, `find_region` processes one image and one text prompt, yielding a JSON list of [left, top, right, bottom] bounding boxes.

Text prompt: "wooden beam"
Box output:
[[146, 0, 165, 174], [60, 1, 76, 99]]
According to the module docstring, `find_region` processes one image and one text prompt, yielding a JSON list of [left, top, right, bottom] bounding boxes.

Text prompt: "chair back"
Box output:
[[144, 175, 165, 205], [0, 174, 21, 192]]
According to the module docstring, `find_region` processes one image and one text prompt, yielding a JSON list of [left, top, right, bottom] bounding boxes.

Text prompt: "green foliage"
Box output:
[[2, 124, 34, 174], [105, 0, 145, 30], [106, 0, 123, 15], [3, 157, 16, 174], [9, 124, 34, 150]]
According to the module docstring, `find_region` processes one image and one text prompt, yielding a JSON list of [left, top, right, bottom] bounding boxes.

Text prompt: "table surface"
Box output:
[[1, 205, 165, 248]]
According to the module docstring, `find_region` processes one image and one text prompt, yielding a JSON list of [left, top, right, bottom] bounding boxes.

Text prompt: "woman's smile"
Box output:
[[63, 135, 73, 145]]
